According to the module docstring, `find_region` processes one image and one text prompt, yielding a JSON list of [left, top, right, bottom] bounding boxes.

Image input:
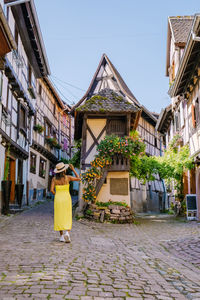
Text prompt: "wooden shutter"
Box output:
[[195, 98, 199, 125], [190, 168, 196, 194], [191, 104, 196, 128], [108, 118, 126, 136]]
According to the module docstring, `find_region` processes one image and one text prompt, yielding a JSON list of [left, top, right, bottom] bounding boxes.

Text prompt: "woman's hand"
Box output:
[[69, 164, 75, 171]]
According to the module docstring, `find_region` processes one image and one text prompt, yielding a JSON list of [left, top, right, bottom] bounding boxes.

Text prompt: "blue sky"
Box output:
[[35, 0, 200, 113]]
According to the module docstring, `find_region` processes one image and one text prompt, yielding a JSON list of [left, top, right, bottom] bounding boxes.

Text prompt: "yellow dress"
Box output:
[[54, 184, 72, 231]]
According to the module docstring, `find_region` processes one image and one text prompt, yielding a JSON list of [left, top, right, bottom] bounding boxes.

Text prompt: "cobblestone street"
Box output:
[[0, 201, 200, 300]]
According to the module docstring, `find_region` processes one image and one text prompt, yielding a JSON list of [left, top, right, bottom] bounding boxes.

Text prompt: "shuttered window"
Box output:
[[195, 98, 199, 126], [192, 104, 196, 128], [108, 118, 126, 136]]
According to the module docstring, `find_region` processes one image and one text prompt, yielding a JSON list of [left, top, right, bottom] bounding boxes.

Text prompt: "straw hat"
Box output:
[[54, 162, 69, 174]]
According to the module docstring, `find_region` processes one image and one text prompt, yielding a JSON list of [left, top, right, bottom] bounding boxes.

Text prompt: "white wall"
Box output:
[[96, 172, 130, 206]]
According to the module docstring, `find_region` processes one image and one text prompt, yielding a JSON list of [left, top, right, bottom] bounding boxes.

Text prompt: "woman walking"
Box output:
[[50, 162, 80, 243]]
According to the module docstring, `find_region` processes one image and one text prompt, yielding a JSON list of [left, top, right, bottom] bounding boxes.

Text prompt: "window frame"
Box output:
[[39, 157, 46, 179], [30, 152, 37, 174]]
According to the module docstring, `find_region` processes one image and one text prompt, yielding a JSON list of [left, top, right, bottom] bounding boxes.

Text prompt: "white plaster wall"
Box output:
[[130, 187, 147, 213], [29, 148, 49, 190], [96, 172, 130, 206], [85, 118, 106, 164]]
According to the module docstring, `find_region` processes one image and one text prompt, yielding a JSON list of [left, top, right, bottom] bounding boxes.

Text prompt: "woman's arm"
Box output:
[[50, 177, 55, 195], [68, 164, 81, 182]]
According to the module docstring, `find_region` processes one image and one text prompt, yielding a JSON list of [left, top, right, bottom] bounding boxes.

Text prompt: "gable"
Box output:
[[72, 54, 141, 111]]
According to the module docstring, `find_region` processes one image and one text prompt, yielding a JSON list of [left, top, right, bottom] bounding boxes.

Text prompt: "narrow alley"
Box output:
[[0, 201, 200, 300]]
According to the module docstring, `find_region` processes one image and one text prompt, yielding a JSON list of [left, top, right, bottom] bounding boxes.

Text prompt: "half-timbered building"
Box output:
[[0, 0, 50, 211], [162, 14, 200, 219], [72, 54, 165, 213], [29, 77, 72, 202]]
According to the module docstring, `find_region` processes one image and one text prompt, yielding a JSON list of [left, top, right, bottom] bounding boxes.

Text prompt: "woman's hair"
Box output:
[[55, 171, 65, 180]]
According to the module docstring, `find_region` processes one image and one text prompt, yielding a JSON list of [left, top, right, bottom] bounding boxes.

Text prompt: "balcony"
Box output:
[[108, 154, 130, 171], [95, 154, 130, 196]]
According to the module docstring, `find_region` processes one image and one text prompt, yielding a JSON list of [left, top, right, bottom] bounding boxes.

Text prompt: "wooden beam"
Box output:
[[84, 124, 107, 160], [80, 114, 87, 168]]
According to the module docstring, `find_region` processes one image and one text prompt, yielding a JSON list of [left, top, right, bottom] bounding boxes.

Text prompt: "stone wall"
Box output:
[[84, 203, 134, 223]]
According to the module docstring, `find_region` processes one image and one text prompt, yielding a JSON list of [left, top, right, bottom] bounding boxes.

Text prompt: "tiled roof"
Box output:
[[169, 16, 194, 43], [76, 88, 138, 113]]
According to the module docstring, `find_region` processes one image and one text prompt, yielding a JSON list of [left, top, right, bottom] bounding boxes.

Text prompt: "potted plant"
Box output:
[[1, 145, 11, 214], [42, 170, 46, 178], [33, 124, 44, 133], [15, 178, 24, 208], [45, 136, 54, 148], [30, 165, 36, 173], [55, 143, 62, 149]]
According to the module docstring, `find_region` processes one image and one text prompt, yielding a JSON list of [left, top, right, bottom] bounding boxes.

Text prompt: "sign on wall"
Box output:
[[110, 178, 128, 195]]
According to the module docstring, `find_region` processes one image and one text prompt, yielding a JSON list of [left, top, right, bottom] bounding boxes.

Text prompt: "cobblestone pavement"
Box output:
[[0, 201, 200, 300]]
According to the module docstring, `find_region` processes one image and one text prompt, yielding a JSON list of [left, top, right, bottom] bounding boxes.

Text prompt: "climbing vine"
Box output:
[[81, 131, 146, 203]]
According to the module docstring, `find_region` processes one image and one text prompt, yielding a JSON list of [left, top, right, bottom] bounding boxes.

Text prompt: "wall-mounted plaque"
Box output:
[[110, 178, 128, 195]]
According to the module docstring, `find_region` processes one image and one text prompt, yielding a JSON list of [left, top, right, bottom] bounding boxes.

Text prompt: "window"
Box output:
[[14, 23, 18, 49], [30, 152, 37, 174], [38, 84, 42, 96], [34, 112, 37, 126], [154, 137, 157, 148], [6, 86, 12, 110], [45, 121, 51, 136], [192, 104, 196, 128], [53, 129, 57, 139], [28, 64, 32, 87], [39, 157, 46, 178], [174, 111, 180, 132], [20, 106, 26, 129], [108, 118, 126, 136], [53, 103, 56, 115], [195, 98, 199, 126], [167, 128, 170, 142]]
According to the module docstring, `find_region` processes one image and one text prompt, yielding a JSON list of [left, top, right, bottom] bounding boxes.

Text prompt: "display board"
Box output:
[[185, 194, 197, 220]]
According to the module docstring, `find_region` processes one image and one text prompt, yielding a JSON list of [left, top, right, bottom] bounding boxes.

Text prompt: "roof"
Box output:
[[169, 14, 200, 97], [166, 16, 193, 76], [169, 16, 194, 44], [155, 104, 172, 134], [76, 88, 138, 113], [72, 54, 140, 112], [6, 0, 50, 77]]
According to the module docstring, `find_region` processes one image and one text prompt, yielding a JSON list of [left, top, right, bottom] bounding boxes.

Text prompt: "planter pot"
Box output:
[[15, 184, 24, 208], [1, 180, 12, 214]]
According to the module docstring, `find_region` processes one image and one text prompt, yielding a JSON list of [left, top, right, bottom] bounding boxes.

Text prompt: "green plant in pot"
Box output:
[[1, 145, 12, 214], [15, 177, 24, 208], [33, 124, 44, 133]]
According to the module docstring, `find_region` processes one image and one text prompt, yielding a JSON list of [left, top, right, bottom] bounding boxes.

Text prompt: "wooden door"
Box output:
[[183, 171, 189, 197], [190, 168, 196, 194]]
